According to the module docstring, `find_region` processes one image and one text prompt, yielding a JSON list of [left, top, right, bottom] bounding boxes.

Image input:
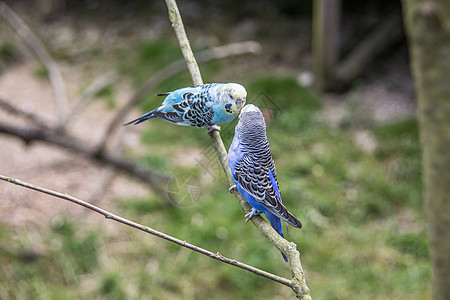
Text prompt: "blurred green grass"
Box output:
[[0, 38, 430, 299]]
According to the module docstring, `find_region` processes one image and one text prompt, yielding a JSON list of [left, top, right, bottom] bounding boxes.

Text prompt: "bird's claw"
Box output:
[[206, 125, 221, 135], [244, 208, 261, 222], [229, 185, 237, 193]]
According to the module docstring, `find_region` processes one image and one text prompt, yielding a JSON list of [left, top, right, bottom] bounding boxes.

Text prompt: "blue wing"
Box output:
[[228, 135, 292, 262], [232, 151, 302, 229], [159, 86, 202, 107], [159, 86, 215, 127], [125, 85, 216, 127]]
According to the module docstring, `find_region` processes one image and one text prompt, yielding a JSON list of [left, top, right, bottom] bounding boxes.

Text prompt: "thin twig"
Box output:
[[164, 0, 311, 298], [165, 0, 203, 86], [0, 174, 294, 287], [96, 41, 261, 155], [89, 119, 125, 204], [0, 93, 172, 202], [0, 2, 68, 126], [62, 70, 120, 128], [197, 41, 261, 61], [0, 97, 49, 128], [0, 122, 171, 201]]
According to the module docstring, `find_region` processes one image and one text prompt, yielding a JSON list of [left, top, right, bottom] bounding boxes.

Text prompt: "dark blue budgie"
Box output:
[[228, 104, 302, 262], [124, 83, 246, 133]]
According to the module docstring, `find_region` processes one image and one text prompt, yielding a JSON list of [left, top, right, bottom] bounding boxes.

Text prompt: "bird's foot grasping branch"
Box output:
[[206, 124, 221, 134], [228, 185, 237, 193], [245, 208, 262, 222]]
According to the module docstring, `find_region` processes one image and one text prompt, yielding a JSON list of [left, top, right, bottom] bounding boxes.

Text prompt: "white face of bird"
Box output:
[[240, 104, 260, 114], [236, 104, 266, 132], [223, 83, 247, 114]]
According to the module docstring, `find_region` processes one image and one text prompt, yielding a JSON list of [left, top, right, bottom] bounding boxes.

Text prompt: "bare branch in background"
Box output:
[[89, 118, 125, 204], [197, 41, 262, 61], [0, 122, 171, 201], [164, 0, 311, 298], [61, 70, 120, 128], [0, 97, 49, 128], [0, 2, 68, 126], [0, 174, 296, 288]]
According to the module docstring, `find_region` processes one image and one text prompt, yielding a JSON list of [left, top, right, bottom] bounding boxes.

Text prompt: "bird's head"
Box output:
[[222, 83, 247, 114], [240, 103, 260, 114], [236, 104, 266, 134]]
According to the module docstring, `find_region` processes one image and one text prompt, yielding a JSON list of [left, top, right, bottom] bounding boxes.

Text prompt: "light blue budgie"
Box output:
[[228, 104, 302, 262], [124, 83, 246, 132]]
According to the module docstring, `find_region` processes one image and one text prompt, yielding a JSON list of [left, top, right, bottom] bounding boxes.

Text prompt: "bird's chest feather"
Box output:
[[228, 135, 243, 171]]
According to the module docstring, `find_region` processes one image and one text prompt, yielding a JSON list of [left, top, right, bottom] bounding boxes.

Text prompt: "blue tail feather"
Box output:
[[266, 212, 288, 262], [124, 108, 158, 125]]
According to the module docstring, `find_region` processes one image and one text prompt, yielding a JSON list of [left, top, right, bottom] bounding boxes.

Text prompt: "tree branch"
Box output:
[[0, 97, 49, 128], [165, 0, 203, 86], [0, 122, 171, 201], [0, 174, 294, 288], [164, 0, 311, 298]]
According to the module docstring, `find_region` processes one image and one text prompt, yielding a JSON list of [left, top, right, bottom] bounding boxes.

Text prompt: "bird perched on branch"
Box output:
[[228, 104, 302, 262], [124, 83, 246, 133]]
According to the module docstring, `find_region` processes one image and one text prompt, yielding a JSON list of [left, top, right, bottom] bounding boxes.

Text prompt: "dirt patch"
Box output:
[[0, 62, 149, 229]]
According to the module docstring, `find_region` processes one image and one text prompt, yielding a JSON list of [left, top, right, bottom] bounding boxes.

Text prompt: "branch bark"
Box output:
[[165, 0, 203, 86], [164, 0, 311, 298], [0, 174, 295, 288]]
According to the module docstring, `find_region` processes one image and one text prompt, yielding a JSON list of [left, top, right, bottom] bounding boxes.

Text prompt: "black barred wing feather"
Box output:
[[234, 154, 302, 229], [154, 110, 184, 124], [234, 155, 268, 200], [172, 98, 214, 128]]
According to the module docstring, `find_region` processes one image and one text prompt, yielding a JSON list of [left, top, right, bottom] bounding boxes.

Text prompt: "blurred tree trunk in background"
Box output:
[[312, 1, 403, 91], [312, 0, 341, 91], [402, 1, 450, 299]]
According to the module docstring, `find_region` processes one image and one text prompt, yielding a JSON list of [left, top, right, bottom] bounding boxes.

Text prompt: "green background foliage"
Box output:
[[0, 36, 429, 299]]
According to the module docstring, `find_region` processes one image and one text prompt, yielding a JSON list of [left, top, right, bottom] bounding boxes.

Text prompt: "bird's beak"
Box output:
[[236, 97, 245, 106]]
